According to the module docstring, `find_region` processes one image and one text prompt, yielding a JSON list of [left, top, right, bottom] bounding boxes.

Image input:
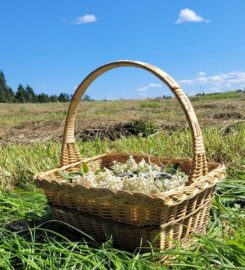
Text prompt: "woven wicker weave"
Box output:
[[52, 202, 209, 251], [35, 60, 226, 250]]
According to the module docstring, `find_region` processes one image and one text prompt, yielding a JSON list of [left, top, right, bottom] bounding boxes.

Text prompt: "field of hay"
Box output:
[[1, 91, 244, 144], [0, 92, 245, 269]]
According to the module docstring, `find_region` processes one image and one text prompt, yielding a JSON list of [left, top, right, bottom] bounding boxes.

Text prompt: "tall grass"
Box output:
[[0, 170, 244, 269], [1, 126, 244, 188], [0, 124, 244, 269]]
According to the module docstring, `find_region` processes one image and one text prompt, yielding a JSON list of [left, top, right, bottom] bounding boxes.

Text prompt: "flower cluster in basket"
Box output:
[[59, 156, 188, 194]]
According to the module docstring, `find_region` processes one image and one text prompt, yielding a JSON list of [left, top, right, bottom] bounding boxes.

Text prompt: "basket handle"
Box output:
[[61, 60, 208, 183]]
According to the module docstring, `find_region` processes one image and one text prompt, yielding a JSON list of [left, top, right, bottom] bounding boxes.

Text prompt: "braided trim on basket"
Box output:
[[35, 164, 225, 206]]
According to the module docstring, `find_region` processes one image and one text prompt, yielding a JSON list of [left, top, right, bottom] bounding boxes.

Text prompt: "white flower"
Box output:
[[72, 175, 82, 183], [151, 163, 161, 172], [68, 156, 188, 194], [138, 159, 146, 168], [123, 174, 148, 192], [84, 172, 97, 186], [111, 161, 125, 174], [125, 155, 138, 173]]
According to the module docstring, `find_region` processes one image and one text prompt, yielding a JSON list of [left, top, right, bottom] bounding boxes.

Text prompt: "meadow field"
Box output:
[[0, 91, 245, 269]]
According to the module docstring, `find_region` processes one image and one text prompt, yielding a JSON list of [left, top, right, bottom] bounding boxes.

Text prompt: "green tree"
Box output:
[[25, 85, 37, 102], [5, 87, 15, 102], [58, 93, 70, 102], [83, 94, 92, 101], [50, 95, 58, 102], [0, 70, 9, 102], [15, 84, 26, 103], [0, 70, 73, 103], [37, 93, 50, 103]]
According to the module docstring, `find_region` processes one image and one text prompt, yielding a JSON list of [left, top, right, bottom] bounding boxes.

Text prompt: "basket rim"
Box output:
[[35, 152, 226, 206]]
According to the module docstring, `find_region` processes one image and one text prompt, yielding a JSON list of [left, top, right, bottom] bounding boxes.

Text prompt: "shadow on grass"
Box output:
[[1, 186, 245, 269]]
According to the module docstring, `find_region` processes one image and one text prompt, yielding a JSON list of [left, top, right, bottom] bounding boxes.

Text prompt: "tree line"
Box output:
[[0, 70, 92, 103]]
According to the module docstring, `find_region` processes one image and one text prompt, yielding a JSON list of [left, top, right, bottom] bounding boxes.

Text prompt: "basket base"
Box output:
[[51, 205, 207, 251]]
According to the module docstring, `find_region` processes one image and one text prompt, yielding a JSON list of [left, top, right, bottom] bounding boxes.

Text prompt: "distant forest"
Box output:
[[1, 69, 244, 103], [0, 70, 92, 103]]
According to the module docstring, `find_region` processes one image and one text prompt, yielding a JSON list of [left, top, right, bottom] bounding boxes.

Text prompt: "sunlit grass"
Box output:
[[0, 169, 244, 269], [1, 125, 244, 188], [0, 100, 244, 269]]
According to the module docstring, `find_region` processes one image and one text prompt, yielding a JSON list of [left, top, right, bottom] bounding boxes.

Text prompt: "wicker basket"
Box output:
[[52, 204, 207, 251], [35, 60, 226, 250]]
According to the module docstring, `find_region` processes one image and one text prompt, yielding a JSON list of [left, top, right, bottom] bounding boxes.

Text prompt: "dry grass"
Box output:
[[0, 93, 245, 144]]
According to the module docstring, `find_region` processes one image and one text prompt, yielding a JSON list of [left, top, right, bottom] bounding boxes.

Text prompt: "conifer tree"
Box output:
[[5, 87, 15, 102], [37, 93, 50, 103], [50, 95, 58, 102], [0, 69, 78, 103], [58, 93, 70, 102], [15, 84, 26, 103], [0, 70, 9, 102], [25, 85, 36, 102]]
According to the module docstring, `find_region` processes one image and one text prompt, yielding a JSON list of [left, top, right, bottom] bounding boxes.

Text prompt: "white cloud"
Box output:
[[179, 71, 245, 91], [136, 87, 147, 92], [73, 14, 97, 24], [176, 8, 210, 24], [136, 82, 162, 92], [196, 76, 208, 84], [148, 83, 162, 88], [197, 71, 206, 77], [178, 79, 193, 85]]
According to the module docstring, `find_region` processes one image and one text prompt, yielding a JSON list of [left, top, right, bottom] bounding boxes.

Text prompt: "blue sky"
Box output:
[[1, 0, 245, 99]]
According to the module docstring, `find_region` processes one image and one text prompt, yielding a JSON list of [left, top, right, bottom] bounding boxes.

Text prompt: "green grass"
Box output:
[[1, 125, 244, 188], [139, 102, 161, 108], [0, 107, 245, 268], [0, 170, 244, 269], [190, 90, 245, 101]]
